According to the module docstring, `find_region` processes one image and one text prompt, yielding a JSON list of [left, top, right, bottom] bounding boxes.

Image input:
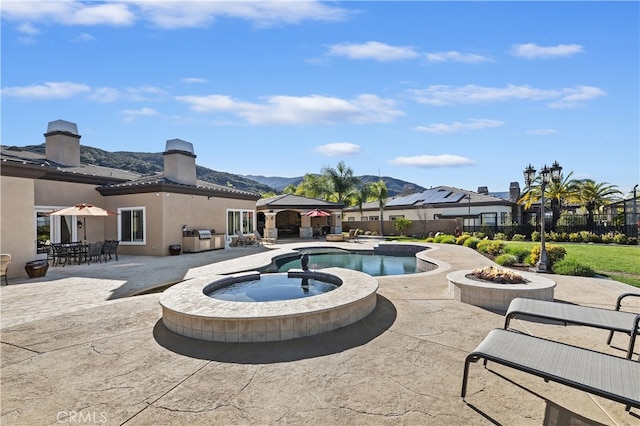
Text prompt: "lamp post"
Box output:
[[524, 161, 562, 272]]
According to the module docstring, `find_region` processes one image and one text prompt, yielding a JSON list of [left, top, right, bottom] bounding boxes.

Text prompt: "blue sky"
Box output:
[[2, 1, 639, 195]]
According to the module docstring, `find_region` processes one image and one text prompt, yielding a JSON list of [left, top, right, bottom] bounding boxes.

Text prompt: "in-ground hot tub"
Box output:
[[159, 268, 378, 343]]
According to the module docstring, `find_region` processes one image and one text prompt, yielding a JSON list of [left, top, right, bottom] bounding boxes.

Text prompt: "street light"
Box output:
[[523, 161, 562, 272]]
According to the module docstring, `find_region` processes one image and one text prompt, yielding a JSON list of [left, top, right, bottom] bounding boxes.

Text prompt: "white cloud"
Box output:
[[176, 93, 404, 125], [389, 155, 475, 168], [548, 85, 606, 109], [120, 107, 159, 123], [511, 43, 584, 59], [2, 1, 348, 29], [72, 32, 96, 42], [17, 22, 39, 36], [414, 119, 504, 134], [425, 51, 493, 63], [1, 1, 135, 26], [527, 129, 559, 136], [1, 81, 91, 99], [406, 84, 605, 108], [182, 77, 209, 84], [314, 143, 361, 156], [327, 41, 419, 62]]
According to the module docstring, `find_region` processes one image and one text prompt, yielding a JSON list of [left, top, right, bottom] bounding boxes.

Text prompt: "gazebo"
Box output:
[[256, 195, 344, 240]]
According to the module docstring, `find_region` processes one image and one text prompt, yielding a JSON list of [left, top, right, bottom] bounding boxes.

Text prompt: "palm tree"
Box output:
[[518, 171, 579, 228], [321, 161, 360, 205], [353, 183, 373, 219], [575, 179, 622, 229], [368, 180, 388, 236], [295, 173, 330, 199]]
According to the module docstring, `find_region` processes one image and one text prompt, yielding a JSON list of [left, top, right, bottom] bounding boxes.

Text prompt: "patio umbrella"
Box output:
[[303, 209, 331, 217], [49, 203, 117, 242]]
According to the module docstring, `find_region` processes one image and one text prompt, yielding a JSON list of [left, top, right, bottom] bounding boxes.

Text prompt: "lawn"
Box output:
[[503, 241, 640, 288], [392, 236, 640, 288]]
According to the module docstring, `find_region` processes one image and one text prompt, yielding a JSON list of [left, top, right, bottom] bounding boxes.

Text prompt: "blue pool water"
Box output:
[[277, 252, 420, 276], [206, 274, 339, 302]]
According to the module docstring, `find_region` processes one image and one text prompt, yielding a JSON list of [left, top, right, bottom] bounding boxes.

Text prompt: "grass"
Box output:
[[387, 236, 640, 288], [503, 242, 640, 288]]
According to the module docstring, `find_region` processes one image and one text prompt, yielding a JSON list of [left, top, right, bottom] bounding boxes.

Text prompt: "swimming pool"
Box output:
[[206, 274, 339, 302], [275, 249, 422, 276]]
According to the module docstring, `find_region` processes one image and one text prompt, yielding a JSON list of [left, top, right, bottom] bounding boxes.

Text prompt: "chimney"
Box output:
[[477, 186, 489, 195], [44, 120, 81, 166], [163, 139, 197, 186], [509, 181, 521, 201]]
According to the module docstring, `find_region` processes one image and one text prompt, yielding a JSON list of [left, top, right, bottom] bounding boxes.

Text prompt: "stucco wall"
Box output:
[[343, 218, 462, 237], [1, 176, 37, 279]]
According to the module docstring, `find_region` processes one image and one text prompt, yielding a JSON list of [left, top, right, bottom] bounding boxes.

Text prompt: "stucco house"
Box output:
[[342, 186, 517, 236], [0, 120, 260, 279]]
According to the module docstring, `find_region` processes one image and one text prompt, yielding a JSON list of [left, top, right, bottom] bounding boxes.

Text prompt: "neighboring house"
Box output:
[[342, 186, 516, 235], [257, 194, 344, 240], [0, 120, 260, 279]]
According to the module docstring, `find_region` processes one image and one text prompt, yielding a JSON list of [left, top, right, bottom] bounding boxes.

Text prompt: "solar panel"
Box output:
[[387, 188, 466, 206]]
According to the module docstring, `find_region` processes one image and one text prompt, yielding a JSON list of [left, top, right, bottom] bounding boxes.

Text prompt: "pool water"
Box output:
[[206, 274, 339, 302], [277, 252, 420, 276]]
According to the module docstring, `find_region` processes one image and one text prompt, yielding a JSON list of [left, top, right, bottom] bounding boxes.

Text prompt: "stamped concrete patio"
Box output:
[[1, 240, 638, 425]]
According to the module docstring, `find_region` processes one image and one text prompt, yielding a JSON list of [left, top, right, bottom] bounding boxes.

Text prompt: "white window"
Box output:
[[228, 209, 255, 234], [369, 216, 379, 221], [118, 207, 146, 244]]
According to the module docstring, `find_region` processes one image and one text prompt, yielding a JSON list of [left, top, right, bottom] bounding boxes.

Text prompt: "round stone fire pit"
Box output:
[[447, 269, 556, 311]]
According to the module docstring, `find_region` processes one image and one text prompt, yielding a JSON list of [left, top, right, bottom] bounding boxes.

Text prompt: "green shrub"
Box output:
[[529, 244, 567, 267], [504, 246, 530, 262], [494, 232, 507, 241], [393, 217, 412, 236], [531, 231, 540, 242], [495, 253, 518, 266], [463, 237, 481, 249], [472, 232, 486, 240], [549, 231, 569, 242], [628, 237, 638, 245], [434, 235, 456, 244], [511, 233, 526, 242], [456, 234, 471, 245], [552, 258, 596, 277], [476, 240, 505, 256], [568, 232, 582, 242], [613, 233, 628, 244], [600, 234, 613, 244]]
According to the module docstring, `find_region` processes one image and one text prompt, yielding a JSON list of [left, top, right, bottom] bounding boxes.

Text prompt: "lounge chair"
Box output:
[[0, 254, 11, 286], [462, 329, 640, 411], [504, 295, 640, 359], [252, 230, 264, 246], [346, 229, 356, 242], [236, 231, 256, 247]]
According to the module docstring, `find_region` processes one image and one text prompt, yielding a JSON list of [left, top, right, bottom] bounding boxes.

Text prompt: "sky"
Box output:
[[2, 1, 639, 196]]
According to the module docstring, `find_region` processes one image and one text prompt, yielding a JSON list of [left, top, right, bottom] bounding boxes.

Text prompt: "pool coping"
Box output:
[[159, 267, 379, 342]]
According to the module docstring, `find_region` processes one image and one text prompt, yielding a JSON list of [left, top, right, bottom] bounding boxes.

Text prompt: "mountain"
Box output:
[[17, 144, 427, 197], [18, 144, 273, 194], [245, 174, 426, 197]]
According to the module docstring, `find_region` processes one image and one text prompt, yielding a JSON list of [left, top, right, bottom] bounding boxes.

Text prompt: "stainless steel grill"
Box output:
[[196, 230, 212, 239]]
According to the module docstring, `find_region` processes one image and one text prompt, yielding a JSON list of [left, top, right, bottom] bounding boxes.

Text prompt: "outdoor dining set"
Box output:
[[47, 240, 119, 267]]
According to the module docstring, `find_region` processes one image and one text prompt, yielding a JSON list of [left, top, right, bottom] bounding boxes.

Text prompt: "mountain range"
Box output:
[[17, 144, 425, 197]]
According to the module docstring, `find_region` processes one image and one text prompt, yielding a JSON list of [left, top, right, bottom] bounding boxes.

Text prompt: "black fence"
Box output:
[[465, 213, 639, 240]]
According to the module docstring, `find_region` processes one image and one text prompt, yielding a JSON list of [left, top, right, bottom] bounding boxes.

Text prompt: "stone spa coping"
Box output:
[[159, 267, 379, 343]]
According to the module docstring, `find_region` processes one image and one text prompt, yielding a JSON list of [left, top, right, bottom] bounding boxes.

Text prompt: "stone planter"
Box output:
[[25, 260, 49, 278], [447, 269, 556, 311], [169, 245, 182, 255]]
